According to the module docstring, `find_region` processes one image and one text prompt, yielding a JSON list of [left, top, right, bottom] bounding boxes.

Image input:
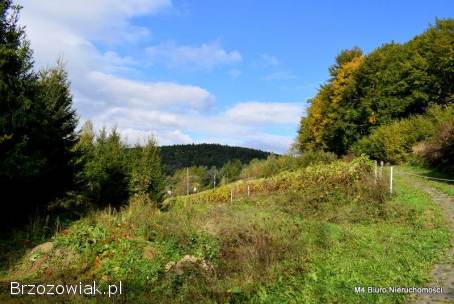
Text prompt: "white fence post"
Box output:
[[380, 161, 384, 178], [390, 166, 393, 194]]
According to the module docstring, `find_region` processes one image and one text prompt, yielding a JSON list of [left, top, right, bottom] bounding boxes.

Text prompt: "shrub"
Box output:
[[166, 156, 374, 207], [352, 104, 454, 163], [240, 151, 337, 179], [414, 119, 454, 173]]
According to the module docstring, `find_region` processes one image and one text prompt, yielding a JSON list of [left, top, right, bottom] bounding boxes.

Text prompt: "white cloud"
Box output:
[[19, 0, 171, 44], [114, 128, 192, 146], [261, 53, 279, 67], [94, 107, 184, 130], [16, 1, 300, 153], [241, 133, 293, 154], [146, 41, 242, 70], [225, 102, 302, 125], [88, 100, 301, 153], [88, 72, 214, 110]]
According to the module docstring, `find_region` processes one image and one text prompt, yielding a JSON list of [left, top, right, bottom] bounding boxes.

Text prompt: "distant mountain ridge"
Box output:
[[159, 143, 271, 175]]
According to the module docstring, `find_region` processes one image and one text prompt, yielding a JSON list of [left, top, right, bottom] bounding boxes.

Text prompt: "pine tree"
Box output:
[[0, 2, 78, 227], [129, 137, 165, 203], [36, 63, 78, 200]]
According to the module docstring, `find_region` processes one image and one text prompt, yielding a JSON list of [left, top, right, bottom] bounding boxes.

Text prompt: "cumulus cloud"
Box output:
[[18, 0, 171, 44], [16, 0, 300, 153], [225, 102, 302, 125], [94, 107, 184, 130], [88, 100, 301, 153], [241, 133, 294, 154], [110, 128, 192, 147], [146, 41, 242, 70], [88, 72, 214, 110]]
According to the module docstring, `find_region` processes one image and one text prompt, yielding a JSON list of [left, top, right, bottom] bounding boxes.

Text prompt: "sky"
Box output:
[[17, 0, 454, 153]]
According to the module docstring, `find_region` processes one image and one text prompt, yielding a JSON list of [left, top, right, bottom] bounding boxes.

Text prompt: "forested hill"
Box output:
[[159, 143, 270, 175]]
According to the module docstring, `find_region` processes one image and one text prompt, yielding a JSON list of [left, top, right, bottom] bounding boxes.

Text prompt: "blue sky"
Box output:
[[18, 0, 453, 153]]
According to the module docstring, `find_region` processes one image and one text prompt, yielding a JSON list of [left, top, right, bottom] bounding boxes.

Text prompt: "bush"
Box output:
[[414, 119, 454, 173], [352, 104, 454, 163], [240, 151, 337, 179], [165, 156, 374, 207]]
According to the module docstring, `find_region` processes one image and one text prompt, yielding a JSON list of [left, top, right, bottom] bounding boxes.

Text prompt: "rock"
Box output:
[[166, 255, 213, 275], [31, 242, 54, 254], [165, 261, 176, 272]]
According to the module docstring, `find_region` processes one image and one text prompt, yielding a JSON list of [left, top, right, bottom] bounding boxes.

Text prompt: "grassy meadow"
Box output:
[[0, 158, 450, 303]]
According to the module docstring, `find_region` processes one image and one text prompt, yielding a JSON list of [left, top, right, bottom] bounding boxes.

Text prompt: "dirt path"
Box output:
[[405, 174, 454, 303]]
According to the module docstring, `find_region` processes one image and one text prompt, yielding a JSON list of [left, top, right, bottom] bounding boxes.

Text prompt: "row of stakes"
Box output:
[[230, 184, 251, 202], [230, 162, 395, 203], [374, 160, 393, 194], [179, 162, 394, 202]]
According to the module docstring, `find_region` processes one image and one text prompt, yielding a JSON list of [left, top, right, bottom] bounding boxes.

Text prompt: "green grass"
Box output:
[[0, 160, 450, 303], [401, 165, 454, 197]]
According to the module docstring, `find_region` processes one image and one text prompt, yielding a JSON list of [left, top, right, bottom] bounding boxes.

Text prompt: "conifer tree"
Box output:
[[0, 2, 78, 226]]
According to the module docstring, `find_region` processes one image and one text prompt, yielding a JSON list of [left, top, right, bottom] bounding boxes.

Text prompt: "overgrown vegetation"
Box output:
[[351, 104, 454, 163], [165, 151, 337, 196], [166, 159, 244, 196], [413, 118, 454, 173], [1, 159, 450, 303], [166, 156, 365, 207], [240, 151, 337, 179]]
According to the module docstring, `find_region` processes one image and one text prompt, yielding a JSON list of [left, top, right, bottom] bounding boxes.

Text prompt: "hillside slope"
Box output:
[[0, 158, 450, 303]]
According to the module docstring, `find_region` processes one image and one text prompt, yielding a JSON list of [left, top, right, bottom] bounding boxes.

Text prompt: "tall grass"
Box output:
[[166, 156, 371, 207]]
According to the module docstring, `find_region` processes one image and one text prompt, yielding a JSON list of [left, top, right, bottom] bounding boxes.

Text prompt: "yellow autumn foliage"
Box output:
[[298, 54, 364, 152], [164, 156, 373, 206]]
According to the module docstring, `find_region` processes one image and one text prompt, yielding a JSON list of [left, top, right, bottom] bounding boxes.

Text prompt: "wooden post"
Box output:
[[374, 160, 378, 182], [247, 184, 250, 197], [380, 161, 384, 178], [390, 166, 393, 194], [186, 167, 189, 195], [230, 188, 233, 202]]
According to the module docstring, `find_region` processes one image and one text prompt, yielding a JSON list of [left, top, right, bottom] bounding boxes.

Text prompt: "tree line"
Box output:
[[159, 143, 269, 175], [0, 2, 165, 230], [296, 19, 453, 170]]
